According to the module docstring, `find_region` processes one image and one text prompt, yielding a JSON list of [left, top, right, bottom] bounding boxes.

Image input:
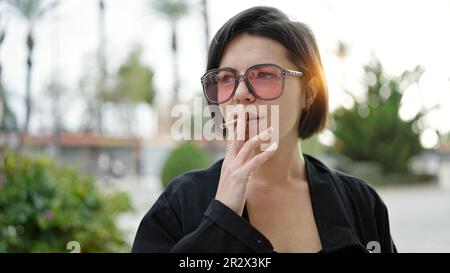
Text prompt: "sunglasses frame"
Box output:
[[201, 63, 303, 104]]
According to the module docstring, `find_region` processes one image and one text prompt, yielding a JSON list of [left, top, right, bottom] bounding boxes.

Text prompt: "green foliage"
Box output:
[[149, 0, 189, 22], [357, 172, 436, 187], [300, 136, 326, 158], [101, 45, 155, 105], [6, 0, 59, 23], [331, 58, 424, 173], [0, 152, 132, 252], [161, 142, 211, 188]]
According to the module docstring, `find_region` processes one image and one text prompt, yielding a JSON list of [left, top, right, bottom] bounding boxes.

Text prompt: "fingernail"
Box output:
[[265, 142, 278, 152], [258, 127, 273, 141]]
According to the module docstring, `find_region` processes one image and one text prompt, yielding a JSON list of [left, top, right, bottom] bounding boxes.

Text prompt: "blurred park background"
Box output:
[[1, 0, 450, 252]]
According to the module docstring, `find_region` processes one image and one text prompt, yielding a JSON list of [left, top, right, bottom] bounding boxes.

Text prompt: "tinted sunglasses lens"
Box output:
[[203, 70, 235, 103], [247, 65, 283, 99]]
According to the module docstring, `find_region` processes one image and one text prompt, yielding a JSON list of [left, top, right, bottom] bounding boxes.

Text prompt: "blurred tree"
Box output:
[[99, 45, 156, 135], [336, 40, 348, 60], [0, 86, 18, 132], [78, 54, 100, 134], [331, 57, 428, 173], [200, 0, 210, 53], [96, 0, 106, 133], [5, 0, 59, 135], [102, 46, 155, 105], [45, 77, 66, 154], [300, 136, 325, 158], [148, 0, 189, 104], [0, 13, 18, 132], [77, 0, 107, 134]]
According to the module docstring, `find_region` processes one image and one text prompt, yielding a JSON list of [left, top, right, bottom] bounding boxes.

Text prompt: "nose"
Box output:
[[232, 77, 256, 104]]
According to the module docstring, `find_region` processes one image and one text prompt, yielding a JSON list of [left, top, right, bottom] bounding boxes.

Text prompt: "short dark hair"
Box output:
[[206, 6, 328, 139]]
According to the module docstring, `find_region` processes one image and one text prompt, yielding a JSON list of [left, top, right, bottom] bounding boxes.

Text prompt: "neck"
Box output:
[[251, 129, 306, 185]]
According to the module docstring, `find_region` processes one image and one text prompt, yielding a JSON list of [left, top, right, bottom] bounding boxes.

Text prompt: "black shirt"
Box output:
[[132, 154, 397, 253]]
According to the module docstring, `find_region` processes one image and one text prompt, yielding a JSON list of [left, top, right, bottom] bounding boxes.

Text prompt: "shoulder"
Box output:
[[334, 170, 386, 210], [326, 163, 396, 252], [326, 163, 391, 231], [305, 154, 387, 212]]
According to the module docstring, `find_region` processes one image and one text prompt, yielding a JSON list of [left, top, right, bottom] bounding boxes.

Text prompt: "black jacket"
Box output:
[[132, 154, 397, 253]]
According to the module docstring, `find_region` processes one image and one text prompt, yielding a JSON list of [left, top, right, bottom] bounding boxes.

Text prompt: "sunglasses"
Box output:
[[201, 63, 303, 104]]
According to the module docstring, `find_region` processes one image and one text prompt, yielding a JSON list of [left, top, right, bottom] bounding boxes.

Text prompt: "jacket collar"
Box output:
[[241, 154, 367, 253], [303, 154, 367, 252]]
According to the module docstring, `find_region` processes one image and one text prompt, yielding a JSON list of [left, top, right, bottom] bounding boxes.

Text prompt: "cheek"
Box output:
[[278, 83, 302, 129], [262, 95, 300, 139]]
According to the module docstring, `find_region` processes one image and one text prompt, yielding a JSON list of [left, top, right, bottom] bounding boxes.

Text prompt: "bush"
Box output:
[[358, 173, 436, 187], [0, 152, 132, 252], [331, 58, 425, 174], [161, 142, 211, 188]]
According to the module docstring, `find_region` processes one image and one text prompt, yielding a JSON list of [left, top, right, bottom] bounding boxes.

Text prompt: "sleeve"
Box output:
[[131, 193, 273, 253], [375, 198, 398, 253]]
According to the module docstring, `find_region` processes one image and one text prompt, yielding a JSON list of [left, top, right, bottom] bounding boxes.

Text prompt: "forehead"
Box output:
[[219, 33, 292, 72]]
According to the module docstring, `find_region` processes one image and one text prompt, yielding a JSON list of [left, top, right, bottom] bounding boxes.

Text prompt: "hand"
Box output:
[[215, 109, 278, 216]]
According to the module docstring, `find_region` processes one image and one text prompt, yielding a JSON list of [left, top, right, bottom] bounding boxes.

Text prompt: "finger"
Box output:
[[240, 142, 278, 176], [235, 126, 273, 162], [227, 106, 246, 156], [233, 105, 247, 151], [224, 111, 238, 157]]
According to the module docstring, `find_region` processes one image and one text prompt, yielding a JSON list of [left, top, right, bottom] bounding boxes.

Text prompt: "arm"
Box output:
[[131, 193, 272, 253]]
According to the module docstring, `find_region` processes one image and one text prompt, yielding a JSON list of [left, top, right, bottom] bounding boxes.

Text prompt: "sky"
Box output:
[[1, 0, 450, 146]]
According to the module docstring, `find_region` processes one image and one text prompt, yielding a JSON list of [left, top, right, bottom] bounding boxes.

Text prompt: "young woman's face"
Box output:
[[219, 33, 306, 141]]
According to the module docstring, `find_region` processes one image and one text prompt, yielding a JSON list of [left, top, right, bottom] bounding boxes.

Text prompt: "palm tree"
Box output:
[[148, 0, 189, 104], [5, 0, 59, 135], [200, 0, 209, 53], [96, 0, 106, 133], [1, 1, 18, 133]]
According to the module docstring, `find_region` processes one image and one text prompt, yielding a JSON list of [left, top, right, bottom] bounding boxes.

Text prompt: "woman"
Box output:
[[132, 6, 397, 253]]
